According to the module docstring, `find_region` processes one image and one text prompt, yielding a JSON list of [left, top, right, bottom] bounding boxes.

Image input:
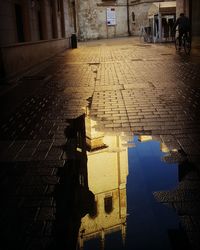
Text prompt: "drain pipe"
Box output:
[[158, 3, 162, 42], [127, 0, 131, 36]]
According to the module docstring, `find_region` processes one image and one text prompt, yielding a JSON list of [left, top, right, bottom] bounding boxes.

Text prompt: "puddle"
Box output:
[[126, 136, 180, 250], [80, 134, 181, 250], [53, 114, 192, 250]]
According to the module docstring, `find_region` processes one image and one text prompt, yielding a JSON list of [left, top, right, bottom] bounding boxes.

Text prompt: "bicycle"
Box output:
[[175, 31, 191, 55], [140, 26, 153, 43]]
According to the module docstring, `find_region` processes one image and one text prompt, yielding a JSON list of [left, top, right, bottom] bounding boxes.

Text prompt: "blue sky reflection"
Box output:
[[126, 136, 180, 250]]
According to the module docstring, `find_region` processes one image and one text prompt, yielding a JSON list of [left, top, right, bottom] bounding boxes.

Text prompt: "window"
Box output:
[[132, 12, 135, 22], [104, 196, 113, 214], [15, 4, 25, 42], [89, 200, 98, 218]]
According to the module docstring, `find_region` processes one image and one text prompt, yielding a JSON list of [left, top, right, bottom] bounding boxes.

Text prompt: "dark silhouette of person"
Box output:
[[173, 13, 190, 49]]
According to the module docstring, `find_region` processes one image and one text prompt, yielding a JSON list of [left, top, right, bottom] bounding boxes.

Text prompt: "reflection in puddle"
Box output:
[[53, 114, 191, 250], [78, 115, 186, 250], [79, 115, 130, 249], [126, 136, 180, 250]]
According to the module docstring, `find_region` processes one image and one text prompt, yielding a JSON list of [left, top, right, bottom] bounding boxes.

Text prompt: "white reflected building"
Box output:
[[78, 116, 129, 249]]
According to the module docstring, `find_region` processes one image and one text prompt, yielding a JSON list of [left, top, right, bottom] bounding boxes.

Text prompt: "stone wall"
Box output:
[[1, 38, 70, 80], [175, 0, 189, 16], [77, 0, 129, 40], [0, 0, 17, 46], [191, 0, 200, 37], [129, 3, 152, 36], [0, 0, 73, 80]]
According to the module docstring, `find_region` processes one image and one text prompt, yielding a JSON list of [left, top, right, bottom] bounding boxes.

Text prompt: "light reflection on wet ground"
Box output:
[[74, 116, 189, 250]]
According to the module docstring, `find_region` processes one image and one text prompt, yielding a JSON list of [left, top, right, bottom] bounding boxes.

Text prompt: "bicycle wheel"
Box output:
[[184, 37, 191, 55], [175, 37, 179, 51]]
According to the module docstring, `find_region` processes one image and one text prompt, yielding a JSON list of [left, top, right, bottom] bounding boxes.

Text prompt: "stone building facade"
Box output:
[[0, 0, 75, 80], [75, 0, 177, 40], [129, 0, 176, 37], [76, 0, 199, 43], [76, 0, 129, 40]]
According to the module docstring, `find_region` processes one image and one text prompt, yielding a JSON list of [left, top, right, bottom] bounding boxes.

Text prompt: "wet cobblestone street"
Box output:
[[0, 37, 200, 250]]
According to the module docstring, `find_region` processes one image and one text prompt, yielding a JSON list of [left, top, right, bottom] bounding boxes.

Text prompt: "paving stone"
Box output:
[[1, 37, 200, 250]]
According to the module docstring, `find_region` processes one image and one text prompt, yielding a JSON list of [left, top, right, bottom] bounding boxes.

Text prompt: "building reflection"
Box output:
[[138, 135, 178, 155], [78, 115, 129, 249], [54, 113, 189, 250], [53, 113, 195, 250]]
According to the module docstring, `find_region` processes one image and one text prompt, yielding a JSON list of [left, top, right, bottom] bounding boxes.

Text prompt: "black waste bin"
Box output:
[[71, 33, 77, 49]]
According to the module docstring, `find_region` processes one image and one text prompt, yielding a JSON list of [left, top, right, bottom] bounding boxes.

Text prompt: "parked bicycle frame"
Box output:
[[140, 26, 153, 43]]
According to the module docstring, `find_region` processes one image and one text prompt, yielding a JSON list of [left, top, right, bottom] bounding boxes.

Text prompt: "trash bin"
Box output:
[[71, 33, 77, 49]]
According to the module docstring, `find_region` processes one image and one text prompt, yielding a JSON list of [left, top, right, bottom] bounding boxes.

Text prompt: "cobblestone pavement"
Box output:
[[0, 37, 200, 250]]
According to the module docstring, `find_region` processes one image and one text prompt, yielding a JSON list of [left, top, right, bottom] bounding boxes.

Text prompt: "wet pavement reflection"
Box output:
[[1, 38, 200, 250], [53, 113, 194, 250]]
